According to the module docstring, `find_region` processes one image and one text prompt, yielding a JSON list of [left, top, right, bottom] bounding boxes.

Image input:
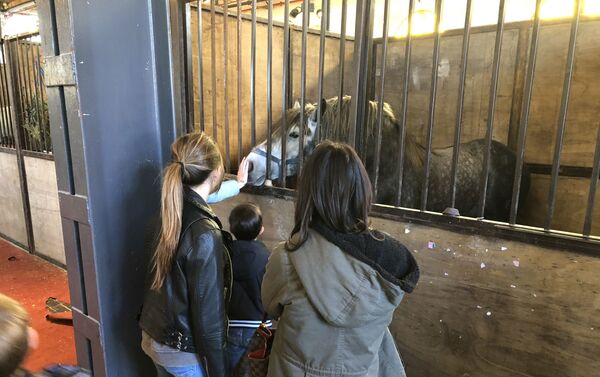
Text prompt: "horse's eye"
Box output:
[[289, 131, 299, 139]]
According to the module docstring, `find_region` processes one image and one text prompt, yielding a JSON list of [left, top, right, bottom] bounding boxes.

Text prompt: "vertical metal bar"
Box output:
[[372, 0, 391, 200], [5, 39, 35, 253], [197, 1, 206, 132], [236, 0, 242, 164], [0, 44, 11, 147], [583, 125, 600, 237], [250, 0, 257, 146], [210, 0, 218, 141], [316, 0, 328, 144], [1, 43, 14, 148], [420, 0, 443, 211], [185, 3, 194, 132], [336, 0, 348, 142], [15, 40, 30, 151], [545, 0, 582, 231], [266, 0, 273, 180], [31, 41, 46, 152], [509, 0, 543, 225], [280, 0, 290, 188], [449, 0, 472, 208], [223, 1, 230, 171], [478, 0, 506, 218], [395, 0, 414, 207], [25, 41, 39, 151], [22, 41, 37, 151], [298, 0, 309, 170]]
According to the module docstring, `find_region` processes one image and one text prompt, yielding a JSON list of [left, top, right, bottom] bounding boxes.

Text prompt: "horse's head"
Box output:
[[246, 100, 321, 185]]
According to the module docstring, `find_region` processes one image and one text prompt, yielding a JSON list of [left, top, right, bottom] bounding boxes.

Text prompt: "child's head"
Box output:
[[0, 294, 36, 376], [229, 203, 264, 241]]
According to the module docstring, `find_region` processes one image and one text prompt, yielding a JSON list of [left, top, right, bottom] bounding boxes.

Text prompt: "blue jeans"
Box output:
[[155, 362, 206, 377], [227, 327, 257, 372]]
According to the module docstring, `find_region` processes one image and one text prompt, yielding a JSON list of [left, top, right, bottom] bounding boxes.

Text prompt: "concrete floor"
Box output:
[[0, 238, 76, 372]]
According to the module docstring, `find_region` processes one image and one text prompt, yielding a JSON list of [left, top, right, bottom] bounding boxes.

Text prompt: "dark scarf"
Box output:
[[311, 221, 420, 293]]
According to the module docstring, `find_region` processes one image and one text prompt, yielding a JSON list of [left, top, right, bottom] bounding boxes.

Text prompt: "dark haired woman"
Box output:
[[262, 141, 420, 377], [139, 132, 231, 377]]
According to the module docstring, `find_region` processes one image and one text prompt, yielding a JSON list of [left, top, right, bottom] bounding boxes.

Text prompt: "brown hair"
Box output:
[[286, 141, 372, 251], [0, 294, 29, 376], [151, 132, 223, 290]]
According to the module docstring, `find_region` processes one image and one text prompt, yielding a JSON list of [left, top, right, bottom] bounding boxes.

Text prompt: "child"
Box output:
[[0, 293, 89, 377], [206, 157, 249, 204], [226, 203, 271, 372]]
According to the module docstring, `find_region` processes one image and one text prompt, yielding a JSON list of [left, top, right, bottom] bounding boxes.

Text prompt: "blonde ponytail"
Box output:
[[150, 132, 222, 290]]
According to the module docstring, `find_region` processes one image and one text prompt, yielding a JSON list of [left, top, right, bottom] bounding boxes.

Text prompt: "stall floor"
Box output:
[[0, 238, 76, 372]]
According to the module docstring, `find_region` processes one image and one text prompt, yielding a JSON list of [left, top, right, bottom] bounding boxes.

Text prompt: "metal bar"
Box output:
[[509, 0, 543, 225], [280, 0, 290, 188], [420, 0, 443, 211], [583, 125, 600, 237], [31, 42, 46, 152], [236, 0, 242, 164], [1, 44, 15, 148], [478, 0, 506, 218], [0, 44, 11, 147], [5, 39, 35, 253], [298, 0, 309, 170], [545, 0, 582, 230], [15, 41, 30, 151], [266, 0, 273, 180], [250, 0, 257, 146], [449, 0, 472, 208], [507, 26, 529, 150], [210, 0, 218, 141], [372, 0, 391, 200], [336, 0, 348, 142], [197, 1, 206, 131], [22, 41, 36, 151], [185, 3, 194, 132], [315, 0, 328, 144], [527, 163, 599, 178], [223, 1, 230, 171], [395, 0, 414, 207]]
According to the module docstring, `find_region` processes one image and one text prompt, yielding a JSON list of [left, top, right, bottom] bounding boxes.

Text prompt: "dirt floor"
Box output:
[[0, 238, 76, 372]]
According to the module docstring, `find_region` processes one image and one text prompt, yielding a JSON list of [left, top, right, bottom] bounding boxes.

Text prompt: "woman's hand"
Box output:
[[237, 157, 249, 188]]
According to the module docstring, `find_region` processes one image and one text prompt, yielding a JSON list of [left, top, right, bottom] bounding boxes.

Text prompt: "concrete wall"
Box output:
[[24, 156, 65, 264], [0, 150, 65, 264], [212, 192, 600, 377], [0, 151, 27, 245]]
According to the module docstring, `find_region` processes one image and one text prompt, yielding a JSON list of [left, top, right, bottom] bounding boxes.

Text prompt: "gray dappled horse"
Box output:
[[246, 96, 529, 221]]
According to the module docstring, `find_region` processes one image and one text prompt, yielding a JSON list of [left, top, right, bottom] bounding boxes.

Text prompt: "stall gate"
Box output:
[[166, 0, 600, 252]]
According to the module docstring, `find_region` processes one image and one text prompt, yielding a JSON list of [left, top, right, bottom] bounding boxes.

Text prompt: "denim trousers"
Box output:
[[227, 327, 257, 372], [154, 362, 206, 377]]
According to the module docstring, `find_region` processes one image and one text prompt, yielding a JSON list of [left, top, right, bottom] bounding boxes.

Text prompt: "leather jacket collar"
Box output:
[[183, 188, 222, 228]]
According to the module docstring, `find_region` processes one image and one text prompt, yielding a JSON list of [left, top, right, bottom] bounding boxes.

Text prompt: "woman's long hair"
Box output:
[[151, 132, 223, 290], [286, 141, 373, 251]]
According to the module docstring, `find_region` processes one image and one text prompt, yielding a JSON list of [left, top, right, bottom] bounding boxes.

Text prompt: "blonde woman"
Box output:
[[139, 132, 233, 377]]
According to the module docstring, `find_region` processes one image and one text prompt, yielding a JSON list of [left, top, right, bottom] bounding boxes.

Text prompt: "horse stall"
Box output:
[[171, 0, 600, 376]]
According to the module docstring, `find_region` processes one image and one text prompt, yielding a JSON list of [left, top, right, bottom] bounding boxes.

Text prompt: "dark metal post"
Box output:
[[250, 0, 257, 146], [420, 0, 443, 211], [336, 0, 348, 142], [583, 125, 600, 237], [316, 0, 328, 144], [197, 1, 206, 131], [545, 0, 582, 230], [395, 0, 415, 207], [185, 3, 194, 131], [298, 0, 309, 170], [236, 0, 242, 163], [280, 0, 290, 188], [266, 0, 273, 180], [210, 0, 218, 141], [223, 2, 230, 171], [372, 0, 391, 200], [509, 0, 543, 224], [478, 0, 506, 218], [449, 0, 472, 209], [5, 38, 35, 253]]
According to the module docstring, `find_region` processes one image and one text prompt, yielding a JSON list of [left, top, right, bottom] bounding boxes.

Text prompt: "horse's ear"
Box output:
[[293, 100, 301, 110]]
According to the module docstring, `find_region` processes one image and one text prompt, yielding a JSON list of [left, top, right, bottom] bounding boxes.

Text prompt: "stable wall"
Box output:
[[0, 150, 65, 264], [212, 192, 600, 377]]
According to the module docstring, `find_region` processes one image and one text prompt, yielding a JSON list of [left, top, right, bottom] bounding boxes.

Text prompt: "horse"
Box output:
[[246, 96, 530, 221]]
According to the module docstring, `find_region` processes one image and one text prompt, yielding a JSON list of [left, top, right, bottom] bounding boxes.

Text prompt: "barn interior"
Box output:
[[0, 0, 599, 376]]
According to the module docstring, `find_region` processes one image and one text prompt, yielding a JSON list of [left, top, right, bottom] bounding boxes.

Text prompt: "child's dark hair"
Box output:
[[229, 203, 263, 241]]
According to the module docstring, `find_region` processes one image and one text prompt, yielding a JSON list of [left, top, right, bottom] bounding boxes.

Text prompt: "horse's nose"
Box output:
[[248, 161, 254, 173]]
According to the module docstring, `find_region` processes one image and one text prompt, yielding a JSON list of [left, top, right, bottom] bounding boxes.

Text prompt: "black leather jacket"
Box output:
[[139, 189, 233, 377]]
